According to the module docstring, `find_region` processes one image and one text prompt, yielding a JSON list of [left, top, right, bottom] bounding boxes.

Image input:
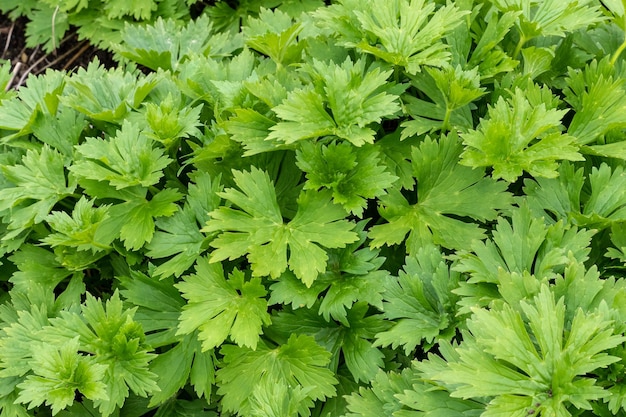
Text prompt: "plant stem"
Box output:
[[442, 106, 452, 132], [611, 38, 626, 66], [513, 35, 526, 60]]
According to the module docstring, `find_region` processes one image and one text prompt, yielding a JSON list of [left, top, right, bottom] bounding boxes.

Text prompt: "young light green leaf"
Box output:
[[15, 338, 107, 415], [44, 291, 158, 417], [564, 57, 626, 145], [42, 196, 111, 253], [316, 0, 468, 74], [0, 146, 76, 240], [61, 60, 158, 123], [0, 70, 65, 139], [70, 121, 172, 190], [524, 161, 626, 230], [244, 7, 305, 66], [176, 259, 270, 350], [425, 286, 624, 416], [460, 88, 583, 182], [375, 246, 462, 354], [268, 57, 400, 146]]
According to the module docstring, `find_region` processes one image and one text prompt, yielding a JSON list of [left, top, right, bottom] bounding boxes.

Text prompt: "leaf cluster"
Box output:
[[2, 1, 626, 416]]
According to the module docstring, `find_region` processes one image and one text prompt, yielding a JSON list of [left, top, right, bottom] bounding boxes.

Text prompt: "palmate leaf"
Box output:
[[425, 286, 625, 417], [216, 334, 337, 416], [91, 187, 182, 251], [70, 121, 172, 190], [315, 0, 468, 74], [460, 88, 583, 182], [203, 167, 358, 287], [0, 69, 64, 139], [524, 161, 626, 230], [296, 141, 397, 216], [0, 146, 77, 241], [490, 0, 603, 52], [564, 57, 626, 147], [25, 7, 70, 53], [344, 367, 417, 417], [43, 291, 158, 417], [268, 57, 401, 146], [103, 0, 157, 20], [117, 270, 216, 405], [374, 246, 463, 354], [145, 171, 221, 278], [42, 196, 111, 253], [401, 64, 482, 136], [119, 15, 241, 71], [61, 60, 158, 123], [268, 303, 389, 383], [244, 7, 305, 66], [453, 203, 594, 313], [176, 258, 270, 351], [15, 338, 107, 415], [369, 133, 513, 252], [269, 221, 388, 327]]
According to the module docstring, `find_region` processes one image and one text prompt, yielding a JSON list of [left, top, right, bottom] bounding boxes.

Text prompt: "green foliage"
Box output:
[[204, 167, 359, 286], [369, 133, 513, 252], [460, 87, 583, 182], [3, 0, 626, 416]]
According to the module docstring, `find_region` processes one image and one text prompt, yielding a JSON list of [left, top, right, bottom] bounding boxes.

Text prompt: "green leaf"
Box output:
[[466, 10, 520, 80], [143, 94, 202, 147], [204, 167, 358, 286], [425, 286, 624, 416], [316, 0, 468, 74], [453, 203, 594, 312], [70, 121, 172, 190], [0, 146, 76, 240], [491, 0, 603, 50], [0, 70, 65, 139], [42, 196, 111, 253], [369, 133, 513, 252], [401, 64, 481, 136], [374, 246, 462, 354], [216, 334, 337, 416], [269, 302, 389, 383], [45, 291, 158, 417], [25, 7, 69, 53], [268, 57, 400, 146], [176, 259, 270, 351], [269, 227, 389, 326], [119, 15, 241, 71], [460, 88, 583, 182], [145, 172, 221, 279], [296, 141, 397, 216], [8, 245, 76, 296], [564, 57, 626, 144], [244, 7, 305, 66], [524, 161, 626, 229], [98, 188, 182, 251], [61, 60, 158, 123], [117, 269, 184, 348], [103, 0, 157, 20], [15, 338, 107, 415], [344, 367, 418, 417]]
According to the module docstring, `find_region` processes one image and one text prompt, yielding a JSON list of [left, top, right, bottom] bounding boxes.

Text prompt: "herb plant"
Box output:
[[2, 0, 626, 416]]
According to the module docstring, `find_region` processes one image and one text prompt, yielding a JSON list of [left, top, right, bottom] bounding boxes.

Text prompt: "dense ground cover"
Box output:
[[2, 0, 626, 416]]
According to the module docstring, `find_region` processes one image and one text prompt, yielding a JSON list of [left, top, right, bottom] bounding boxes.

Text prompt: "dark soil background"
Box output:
[[0, 13, 116, 90]]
